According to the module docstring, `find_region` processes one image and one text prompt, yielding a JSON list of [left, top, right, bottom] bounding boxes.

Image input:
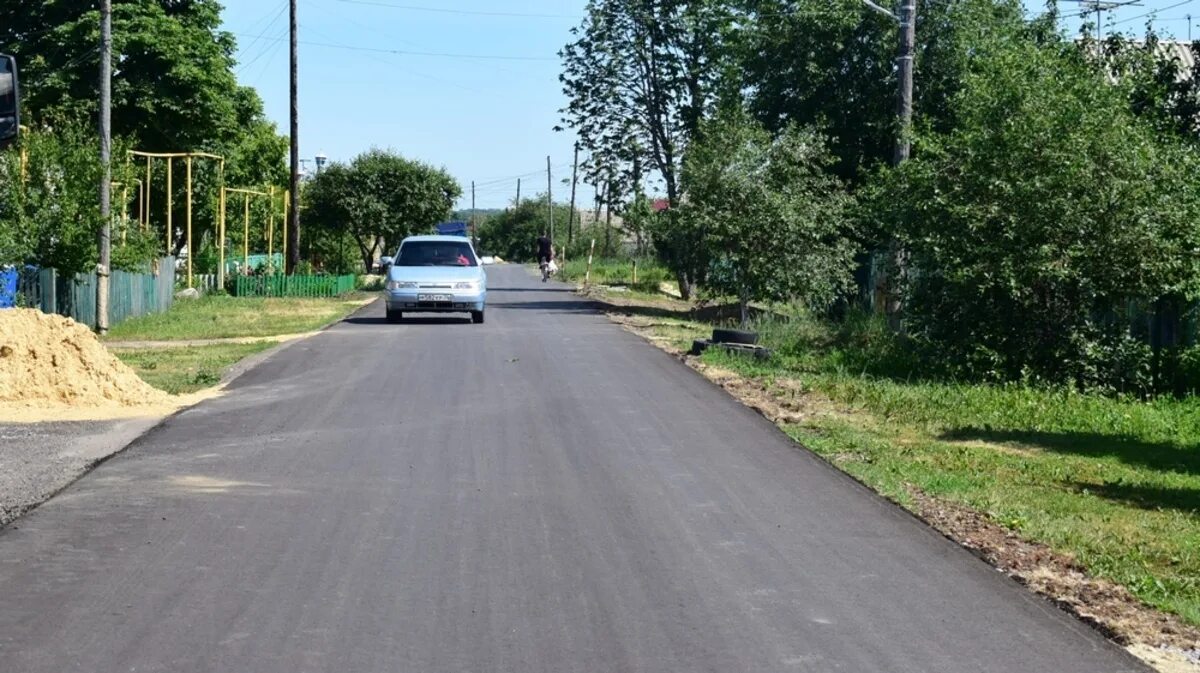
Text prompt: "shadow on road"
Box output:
[[345, 316, 471, 326], [486, 300, 600, 314]]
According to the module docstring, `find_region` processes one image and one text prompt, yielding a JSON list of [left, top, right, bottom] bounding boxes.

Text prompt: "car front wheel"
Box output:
[[386, 309, 402, 324], [471, 310, 484, 324]]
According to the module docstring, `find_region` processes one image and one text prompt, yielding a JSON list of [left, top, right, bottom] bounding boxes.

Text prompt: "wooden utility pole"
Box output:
[[893, 1, 916, 165], [515, 178, 521, 209], [286, 0, 300, 274], [471, 180, 477, 246], [567, 144, 579, 247], [546, 155, 553, 245], [97, 0, 112, 333]]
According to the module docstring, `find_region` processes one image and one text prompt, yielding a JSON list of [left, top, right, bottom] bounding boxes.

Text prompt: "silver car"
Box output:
[[384, 235, 488, 324]]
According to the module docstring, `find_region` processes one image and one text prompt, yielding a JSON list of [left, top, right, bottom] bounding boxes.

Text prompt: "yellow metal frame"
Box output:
[[220, 187, 272, 284], [128, 151, 225, 288]]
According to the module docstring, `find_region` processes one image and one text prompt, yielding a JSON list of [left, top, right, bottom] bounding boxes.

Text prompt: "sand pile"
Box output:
[[0, 308, 169, 408]]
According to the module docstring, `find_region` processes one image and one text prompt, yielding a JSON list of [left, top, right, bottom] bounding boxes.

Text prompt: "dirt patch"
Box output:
[[908, 488, 1200, 661], [0, 309, 170, 413]]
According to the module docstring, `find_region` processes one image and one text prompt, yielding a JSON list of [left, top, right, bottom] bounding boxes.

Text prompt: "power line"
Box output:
[[1112, 0, 1197, 25], [236, 1, 291, 74], [230, 31, 558, 61]]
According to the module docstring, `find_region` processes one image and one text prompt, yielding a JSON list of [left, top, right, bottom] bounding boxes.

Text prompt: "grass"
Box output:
[[103, 294, 369, 341], [557, 257, 671, 295], [625, 304, 1200, 627], [114, 342, 277, 394]]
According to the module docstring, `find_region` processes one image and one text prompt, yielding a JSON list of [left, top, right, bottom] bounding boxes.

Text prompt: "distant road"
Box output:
[[0, 265, 1145, 672]]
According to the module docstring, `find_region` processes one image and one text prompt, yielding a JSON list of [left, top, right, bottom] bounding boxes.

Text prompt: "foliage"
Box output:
[[302, 150, 461, 273], [559, 0, 737, 297], [678, 110, 855, 323], [476, 197, 574, 262], [0, 125, 140, 274], [867, 35, 1200, 392], [738, 0, 1029, 192], [5, 1, 253, 151]]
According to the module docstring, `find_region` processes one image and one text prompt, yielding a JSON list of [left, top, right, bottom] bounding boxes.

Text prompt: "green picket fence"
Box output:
[[233, 274, 356, 298]]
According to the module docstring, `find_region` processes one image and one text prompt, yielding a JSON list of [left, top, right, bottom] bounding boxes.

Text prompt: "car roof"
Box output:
[[401, 235, 474, 244]]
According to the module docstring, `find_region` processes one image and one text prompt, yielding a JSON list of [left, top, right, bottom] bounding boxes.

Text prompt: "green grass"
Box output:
[[114, 342, 277, 394], [557, 257, 671, 294], [639, 310, 1200, 626], [103, 294, 369, 341]]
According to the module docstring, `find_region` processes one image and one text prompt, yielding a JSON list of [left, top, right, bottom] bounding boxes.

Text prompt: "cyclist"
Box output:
[[536, 232, 553, 281]]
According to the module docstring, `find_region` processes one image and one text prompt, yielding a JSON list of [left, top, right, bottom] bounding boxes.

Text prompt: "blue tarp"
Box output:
[[0, 267, 16, 308], [435, 221, 469, 237]]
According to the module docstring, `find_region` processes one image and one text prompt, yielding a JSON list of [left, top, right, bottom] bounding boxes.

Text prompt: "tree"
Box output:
[[478, 198, 575, 263], [0, 125, 137, 274], [738, 0, 1029, 190], [869, 35, 1200, 391], [559, 0, 735, 297], [302, 150, 461, 273], [2, 1, 290, 258], [681, 110, 855, 324]]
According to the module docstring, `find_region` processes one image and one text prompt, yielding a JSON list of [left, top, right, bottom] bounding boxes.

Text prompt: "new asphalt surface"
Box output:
[[0, 265, 1147, 672]]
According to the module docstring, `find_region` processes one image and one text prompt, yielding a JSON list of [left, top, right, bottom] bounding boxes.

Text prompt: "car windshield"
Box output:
[[395, 240, 477, 267]]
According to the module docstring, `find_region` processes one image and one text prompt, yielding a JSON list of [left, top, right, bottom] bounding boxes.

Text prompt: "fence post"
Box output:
[[584, 239, 596, 286]]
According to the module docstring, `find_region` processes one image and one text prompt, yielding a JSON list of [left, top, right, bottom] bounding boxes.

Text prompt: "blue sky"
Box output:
[[220, 0, 1197, 209]]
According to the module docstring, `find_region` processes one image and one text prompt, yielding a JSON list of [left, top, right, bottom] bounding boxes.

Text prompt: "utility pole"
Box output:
[[893, 0, 916, 165], [286, 0, 300, 274], [567, 144, 579, 247], [546, 155, 553, 246], [515, 177, 521, 209], [97, 0, 112, 334], [470, 180, 477, 247]]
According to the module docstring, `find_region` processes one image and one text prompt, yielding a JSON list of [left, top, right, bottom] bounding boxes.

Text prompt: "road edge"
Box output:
[[585, 288, 1190, 673], [0, 297, 382, 531]]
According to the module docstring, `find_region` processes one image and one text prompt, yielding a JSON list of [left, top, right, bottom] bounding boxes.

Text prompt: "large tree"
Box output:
[[1, 1, 289, 259], [302, 150, 461, 273], [559, 0, 735, 297], [738, 0, 1029, 189]]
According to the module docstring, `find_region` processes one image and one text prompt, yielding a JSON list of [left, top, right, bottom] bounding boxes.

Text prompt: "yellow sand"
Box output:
[[0, 308, 171, 411]]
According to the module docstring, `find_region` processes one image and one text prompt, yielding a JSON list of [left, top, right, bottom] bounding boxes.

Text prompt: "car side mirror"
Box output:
[[380, 256, 393, 269]]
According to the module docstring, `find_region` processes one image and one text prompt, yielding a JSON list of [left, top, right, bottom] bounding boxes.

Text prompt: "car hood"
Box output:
[[388, 265, 483, 282]]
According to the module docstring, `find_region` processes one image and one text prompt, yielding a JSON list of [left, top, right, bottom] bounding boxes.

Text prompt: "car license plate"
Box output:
[[418, 293, 452, 302]]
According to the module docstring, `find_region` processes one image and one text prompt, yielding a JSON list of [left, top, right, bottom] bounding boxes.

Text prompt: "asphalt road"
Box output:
[[0, 265, 1146, 672]]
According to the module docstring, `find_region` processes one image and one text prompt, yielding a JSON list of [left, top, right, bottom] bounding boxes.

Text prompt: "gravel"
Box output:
[[0, 418, 162, 526]]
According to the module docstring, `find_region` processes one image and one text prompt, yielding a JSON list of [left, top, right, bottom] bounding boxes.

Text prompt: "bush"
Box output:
[[868, 34, 1200, 393]]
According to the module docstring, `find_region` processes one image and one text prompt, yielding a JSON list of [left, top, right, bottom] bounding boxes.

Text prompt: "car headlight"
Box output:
[[387, 281, 417, 290], [454, 281, 478, 290]]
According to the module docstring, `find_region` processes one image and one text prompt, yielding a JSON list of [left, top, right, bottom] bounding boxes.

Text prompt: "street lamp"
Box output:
[[315, 152, 327, 175]]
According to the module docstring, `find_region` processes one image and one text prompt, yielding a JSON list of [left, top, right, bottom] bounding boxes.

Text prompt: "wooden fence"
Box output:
[[5, 257, 176, 328]]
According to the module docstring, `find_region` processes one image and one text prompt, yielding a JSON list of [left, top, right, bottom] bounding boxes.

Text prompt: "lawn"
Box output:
[[604, 290, 1200, 629], [113, 342, 277, 394], [103, 294, 371, 341]]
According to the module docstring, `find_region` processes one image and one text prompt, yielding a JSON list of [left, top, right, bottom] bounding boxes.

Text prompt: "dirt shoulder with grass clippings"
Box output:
[[590, 289, 1200, 673]]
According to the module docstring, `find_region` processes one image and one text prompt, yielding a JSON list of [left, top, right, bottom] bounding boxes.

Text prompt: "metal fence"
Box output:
[[233, 274, 355, 298], [3, 257, 176, 328]]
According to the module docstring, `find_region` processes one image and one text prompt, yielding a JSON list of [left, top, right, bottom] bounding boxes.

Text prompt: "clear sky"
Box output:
[[219, 0, 1198, 210]]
